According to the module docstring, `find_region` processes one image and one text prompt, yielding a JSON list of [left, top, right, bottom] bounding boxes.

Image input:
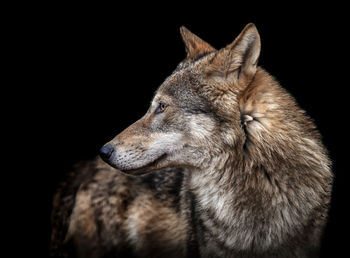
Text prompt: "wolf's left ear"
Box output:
[[180, 26, 216, 60], [208, 23, 261, 86]]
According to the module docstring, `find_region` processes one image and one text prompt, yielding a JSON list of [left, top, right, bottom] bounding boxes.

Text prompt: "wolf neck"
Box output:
[[188, 151, 241, 223], [187, 68, 331, 251]]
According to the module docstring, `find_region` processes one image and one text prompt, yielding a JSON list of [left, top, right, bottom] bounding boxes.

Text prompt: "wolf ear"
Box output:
[[208, 23, 261, 86], [180, 26, 216, 60]]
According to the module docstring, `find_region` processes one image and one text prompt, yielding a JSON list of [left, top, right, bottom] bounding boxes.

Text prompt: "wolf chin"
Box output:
[[51, 24, 333, 258]]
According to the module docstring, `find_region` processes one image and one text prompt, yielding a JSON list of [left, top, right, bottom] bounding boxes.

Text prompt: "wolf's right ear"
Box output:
[[180, 26, 216, 60], [207, 23, 261, 88]]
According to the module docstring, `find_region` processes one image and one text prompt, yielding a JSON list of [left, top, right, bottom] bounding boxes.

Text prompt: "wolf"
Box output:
[[50, 23, 333, 258]]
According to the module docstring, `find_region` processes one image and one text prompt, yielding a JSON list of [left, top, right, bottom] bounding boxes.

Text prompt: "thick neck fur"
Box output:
[[188, 68, 332, 254]]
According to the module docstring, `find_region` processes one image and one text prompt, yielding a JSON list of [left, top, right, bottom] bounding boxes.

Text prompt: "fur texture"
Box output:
[[51, 24, 333, 258]]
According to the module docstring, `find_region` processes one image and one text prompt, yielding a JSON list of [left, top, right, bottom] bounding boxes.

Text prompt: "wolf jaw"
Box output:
[[119, 153, 168, 176]]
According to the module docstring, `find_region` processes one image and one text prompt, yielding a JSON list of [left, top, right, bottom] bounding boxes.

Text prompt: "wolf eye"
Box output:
[[155, 102, 168, 114]]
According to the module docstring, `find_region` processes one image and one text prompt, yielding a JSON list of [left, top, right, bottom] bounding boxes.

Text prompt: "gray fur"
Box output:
[[51, 24, 332, 257]]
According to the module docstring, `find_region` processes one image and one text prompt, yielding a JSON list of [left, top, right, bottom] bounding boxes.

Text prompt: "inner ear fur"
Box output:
[[207, 23, 261, 86]]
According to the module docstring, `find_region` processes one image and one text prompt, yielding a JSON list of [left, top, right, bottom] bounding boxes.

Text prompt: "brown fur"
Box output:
[[180, 26, 216, 59], [51, 24, 332, 257]]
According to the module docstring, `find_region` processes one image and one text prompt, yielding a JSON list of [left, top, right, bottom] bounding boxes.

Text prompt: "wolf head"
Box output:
[[100, 23, 261, 175]]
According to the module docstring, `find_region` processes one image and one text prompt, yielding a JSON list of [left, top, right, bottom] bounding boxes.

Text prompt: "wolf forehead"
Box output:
[[156, 52, 217, 114]]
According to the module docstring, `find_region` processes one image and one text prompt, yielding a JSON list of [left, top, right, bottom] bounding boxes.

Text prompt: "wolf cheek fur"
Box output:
[[51, 24, 333, 257]]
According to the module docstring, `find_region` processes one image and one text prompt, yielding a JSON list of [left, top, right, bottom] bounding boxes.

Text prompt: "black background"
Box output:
[[15, 3, 347, 257]]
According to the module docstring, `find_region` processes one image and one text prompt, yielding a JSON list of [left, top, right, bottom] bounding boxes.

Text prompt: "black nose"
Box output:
[[99, 144, 114, 161]]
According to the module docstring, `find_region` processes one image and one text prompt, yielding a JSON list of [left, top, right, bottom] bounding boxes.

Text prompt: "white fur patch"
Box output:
[[148, 132, 183, 154], [189, 114, 215, 141]]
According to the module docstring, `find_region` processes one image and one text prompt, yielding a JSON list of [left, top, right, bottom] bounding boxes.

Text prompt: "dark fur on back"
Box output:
[[51, 158, 196, 257]]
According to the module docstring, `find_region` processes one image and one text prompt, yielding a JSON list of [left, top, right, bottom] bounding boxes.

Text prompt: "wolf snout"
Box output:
[[99, 144, 115, 162]]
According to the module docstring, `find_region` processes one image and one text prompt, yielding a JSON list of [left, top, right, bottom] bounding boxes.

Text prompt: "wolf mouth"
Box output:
[[120, 153, 168, 175]]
